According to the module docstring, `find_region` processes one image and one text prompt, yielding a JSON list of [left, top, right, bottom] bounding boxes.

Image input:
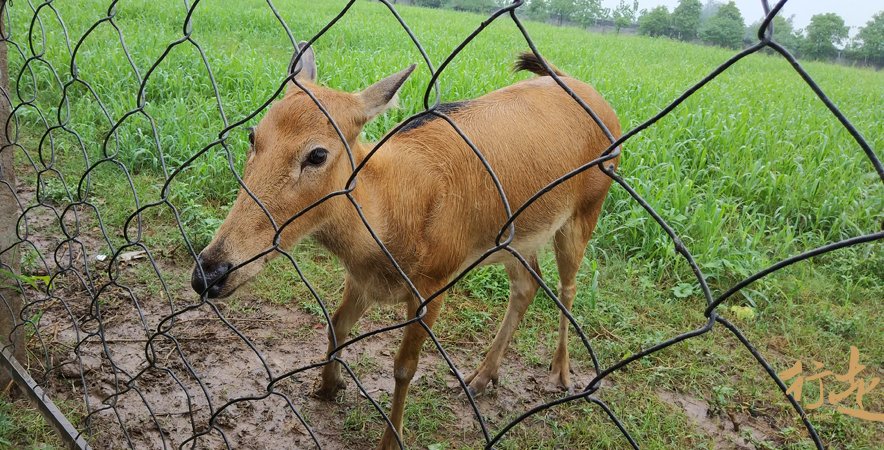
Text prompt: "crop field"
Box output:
[[3, 0, 882, 449]]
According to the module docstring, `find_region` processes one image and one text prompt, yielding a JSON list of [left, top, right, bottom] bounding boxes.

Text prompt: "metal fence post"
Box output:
[[0, 0, 25, 392]]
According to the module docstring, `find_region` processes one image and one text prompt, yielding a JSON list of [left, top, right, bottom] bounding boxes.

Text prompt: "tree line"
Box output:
[[634, 0, 882, 67], [406, 0, 884, 68]]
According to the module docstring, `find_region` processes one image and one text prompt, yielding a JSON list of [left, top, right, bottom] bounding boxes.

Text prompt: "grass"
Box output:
[[0, 395, 61, 450], [4, 0, 882, 449]]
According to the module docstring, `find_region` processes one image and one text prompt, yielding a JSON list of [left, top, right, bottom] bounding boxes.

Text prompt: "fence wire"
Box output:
[[0, 0, 881, 449]]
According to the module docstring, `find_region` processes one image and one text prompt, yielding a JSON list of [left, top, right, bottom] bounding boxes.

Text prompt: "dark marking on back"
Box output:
[[399, 101, 470, 133]]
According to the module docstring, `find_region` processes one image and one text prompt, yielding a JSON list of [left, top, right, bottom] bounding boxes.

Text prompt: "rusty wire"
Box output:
[[0, 0, 881, 449]]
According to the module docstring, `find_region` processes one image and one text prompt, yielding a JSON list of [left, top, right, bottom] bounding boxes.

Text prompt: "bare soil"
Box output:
[[657, 390, 778, 450], [30, 263, 567, 450]]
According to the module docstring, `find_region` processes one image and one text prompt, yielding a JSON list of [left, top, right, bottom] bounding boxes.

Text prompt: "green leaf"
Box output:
[[729, 305, 756, 321], [671, 282, 696, 298]]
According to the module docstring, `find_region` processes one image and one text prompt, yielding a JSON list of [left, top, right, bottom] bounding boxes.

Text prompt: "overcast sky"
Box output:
[[601, 1, 881, 30]]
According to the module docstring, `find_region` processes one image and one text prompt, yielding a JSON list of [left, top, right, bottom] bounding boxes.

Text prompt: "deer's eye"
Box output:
[[305, 148, 328, 166], [248, 128, 255, 146]]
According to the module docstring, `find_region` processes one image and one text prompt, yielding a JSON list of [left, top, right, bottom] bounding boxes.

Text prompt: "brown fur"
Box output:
[[193, 49, 621, 449]]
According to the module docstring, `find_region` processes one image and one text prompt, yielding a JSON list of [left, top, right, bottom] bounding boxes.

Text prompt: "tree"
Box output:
[[414, 0, 446, 8], [854, 11, 884, 67], [638, 6, 671, 37], [802, 13, 849, 60], [746, 15, 803, 52], [446, 0, 499, 13], [525, 0, 551, 21], [671, 0, 702, 41], [572, 0, 607, 29], [549, 0, 578, 25], [699, 1, 744, 48], [611, 0, 638, 34], [700, 0, 722, 22]]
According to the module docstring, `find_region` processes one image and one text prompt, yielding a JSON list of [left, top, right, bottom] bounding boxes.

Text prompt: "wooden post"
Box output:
[[0, 0, 25, 391]]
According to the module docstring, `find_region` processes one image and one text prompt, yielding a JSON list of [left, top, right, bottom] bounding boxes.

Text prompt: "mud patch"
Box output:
[[26, 265, 623, 450], [657, 390, 778, 449]]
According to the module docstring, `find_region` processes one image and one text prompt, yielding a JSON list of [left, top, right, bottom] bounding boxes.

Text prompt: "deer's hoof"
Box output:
[[544, 367, 573, 393], [313, 378, 346, 400], [464, 370, 498, 397]]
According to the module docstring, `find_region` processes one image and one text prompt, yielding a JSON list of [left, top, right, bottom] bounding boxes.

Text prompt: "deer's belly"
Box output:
[[458, 213, 570, 273]]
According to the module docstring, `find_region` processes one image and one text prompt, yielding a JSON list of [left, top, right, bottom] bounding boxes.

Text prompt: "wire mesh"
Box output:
[[0, 0, 881, 449]]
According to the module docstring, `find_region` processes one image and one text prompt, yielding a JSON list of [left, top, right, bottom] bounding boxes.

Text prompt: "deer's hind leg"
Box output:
[[465, 256, 541, 396], [548, 200, 604, 391]]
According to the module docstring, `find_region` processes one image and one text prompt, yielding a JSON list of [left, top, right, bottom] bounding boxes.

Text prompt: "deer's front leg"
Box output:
[[315, 278, 368, 400], [378, 288, 445, 450]]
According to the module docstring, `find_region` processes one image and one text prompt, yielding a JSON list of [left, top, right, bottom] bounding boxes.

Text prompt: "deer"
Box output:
[[190, 42, 621, 449]]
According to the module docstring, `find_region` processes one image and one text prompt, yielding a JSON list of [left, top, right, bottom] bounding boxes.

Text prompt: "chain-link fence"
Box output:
[[0, 0, 881, 448]]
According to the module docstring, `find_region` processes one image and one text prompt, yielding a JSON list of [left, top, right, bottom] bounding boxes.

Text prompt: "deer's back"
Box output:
[[366, 76, 620, 279]]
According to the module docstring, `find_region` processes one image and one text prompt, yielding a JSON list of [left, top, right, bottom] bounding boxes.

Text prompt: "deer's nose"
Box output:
[[191, 256, 233, 298]]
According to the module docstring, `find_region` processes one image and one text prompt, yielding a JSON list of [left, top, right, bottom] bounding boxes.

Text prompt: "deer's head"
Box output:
[[191, 43, 414, 298]]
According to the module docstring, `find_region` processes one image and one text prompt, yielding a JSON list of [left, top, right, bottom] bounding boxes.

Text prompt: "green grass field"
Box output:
[[4, 0, 882, 448]]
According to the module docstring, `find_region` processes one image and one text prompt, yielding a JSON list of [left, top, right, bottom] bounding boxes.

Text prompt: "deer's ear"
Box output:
[[358, 64, 416, 120], [288, 41, 316, 83]]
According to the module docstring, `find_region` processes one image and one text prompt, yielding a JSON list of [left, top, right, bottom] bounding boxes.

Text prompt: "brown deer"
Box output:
[[191, 42, 621, 449]]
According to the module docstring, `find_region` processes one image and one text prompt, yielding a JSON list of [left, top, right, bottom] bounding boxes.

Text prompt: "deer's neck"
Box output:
[[312, 141, 392, 271]]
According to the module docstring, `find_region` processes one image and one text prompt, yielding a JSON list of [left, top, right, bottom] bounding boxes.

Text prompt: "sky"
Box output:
[[601, 0, 881, 30]]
